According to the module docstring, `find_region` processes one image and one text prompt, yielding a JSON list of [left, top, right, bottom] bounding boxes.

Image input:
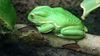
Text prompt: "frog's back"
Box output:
[[52, 7, 87, 32], [53, 7, 83, 26]]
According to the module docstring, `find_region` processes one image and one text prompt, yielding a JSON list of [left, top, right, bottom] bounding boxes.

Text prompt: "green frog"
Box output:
[[28, 6, 87, 40]]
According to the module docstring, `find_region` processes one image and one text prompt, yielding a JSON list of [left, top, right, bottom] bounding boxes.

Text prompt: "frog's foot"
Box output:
[[58, 26, 85, 40]]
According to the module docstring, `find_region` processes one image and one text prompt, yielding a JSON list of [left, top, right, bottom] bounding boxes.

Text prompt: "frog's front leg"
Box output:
[[58, 26, 85, 40], [37, 24, 54, 33]]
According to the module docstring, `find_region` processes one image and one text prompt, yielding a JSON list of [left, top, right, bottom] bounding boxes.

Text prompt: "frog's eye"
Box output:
[[30, 14, 34, 19]]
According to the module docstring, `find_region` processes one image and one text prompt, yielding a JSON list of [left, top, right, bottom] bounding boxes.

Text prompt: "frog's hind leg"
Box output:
[[58, 26, 85, 40], [57, 34, 84, 40]]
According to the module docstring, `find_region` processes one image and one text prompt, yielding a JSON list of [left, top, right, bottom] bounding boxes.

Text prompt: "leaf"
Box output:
[[0, 0, 17, 29], [80, 0, 100, 19]]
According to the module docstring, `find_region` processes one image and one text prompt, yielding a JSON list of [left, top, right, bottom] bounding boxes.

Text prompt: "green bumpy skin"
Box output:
[[28, 6, 87, 40]]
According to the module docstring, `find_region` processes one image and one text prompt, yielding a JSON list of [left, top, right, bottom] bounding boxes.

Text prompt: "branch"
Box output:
[[14, 24, 100, 55], [43, 33, 100, 55]]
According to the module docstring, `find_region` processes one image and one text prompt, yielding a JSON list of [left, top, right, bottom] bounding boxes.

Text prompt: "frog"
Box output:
[[28, 6, 87, 40]]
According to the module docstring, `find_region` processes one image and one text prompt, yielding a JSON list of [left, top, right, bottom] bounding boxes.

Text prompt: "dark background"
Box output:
[[0, 0, 99, 56]]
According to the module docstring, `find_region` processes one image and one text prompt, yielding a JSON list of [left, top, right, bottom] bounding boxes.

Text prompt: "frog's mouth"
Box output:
[[32, 19, 48, 26], [34, 22, 44, 26]]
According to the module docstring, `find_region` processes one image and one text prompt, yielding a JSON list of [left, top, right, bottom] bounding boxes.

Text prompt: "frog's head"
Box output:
[[28, 6, 52, 25]]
